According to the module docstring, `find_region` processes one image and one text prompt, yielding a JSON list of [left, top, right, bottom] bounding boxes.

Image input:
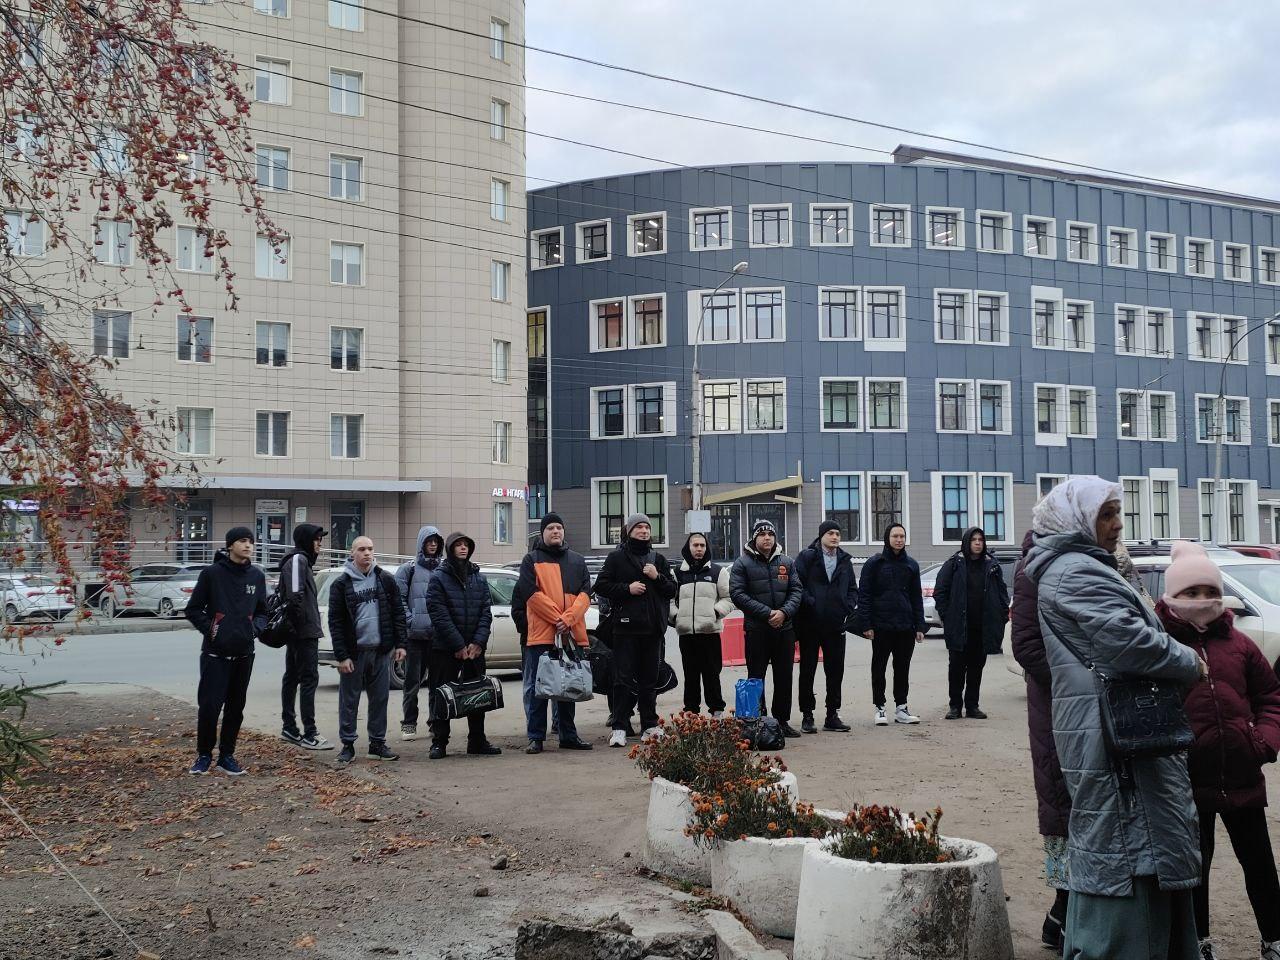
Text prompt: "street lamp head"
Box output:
[[732, 261, 749, 273]]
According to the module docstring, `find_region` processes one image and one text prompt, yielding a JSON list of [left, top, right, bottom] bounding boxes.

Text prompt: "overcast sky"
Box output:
[[525, 1, 1280, 200]]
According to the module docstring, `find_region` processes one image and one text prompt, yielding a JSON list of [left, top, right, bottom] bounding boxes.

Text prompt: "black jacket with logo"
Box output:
[[186, 550, 269, 657], [729, 542, 804, 632], [278, 523, 325, 641]]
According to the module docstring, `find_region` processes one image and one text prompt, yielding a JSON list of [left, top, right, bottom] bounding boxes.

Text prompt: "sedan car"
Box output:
[[316, 564, 599, 689], [0, 574, 75, 621], [98, 563, 206, 618]]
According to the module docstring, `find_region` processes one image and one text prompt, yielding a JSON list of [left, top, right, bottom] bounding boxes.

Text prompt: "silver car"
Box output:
[[99, 563, 206, 618], [0, 574, 75, 621]]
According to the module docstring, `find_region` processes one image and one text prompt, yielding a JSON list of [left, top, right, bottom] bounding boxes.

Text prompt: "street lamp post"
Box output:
[[688, 261, 748, 532], [1210, 310, 1280, 546]]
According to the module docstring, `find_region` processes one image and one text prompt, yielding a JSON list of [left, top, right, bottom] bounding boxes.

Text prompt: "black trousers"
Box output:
[[870, 629, 915, 708], [947, 637, 988, 711], [401, 639, 431, 725], [798, 629, 846, 715], [426, 649, 488, 747], [197, 652, 254, 757], [281, 638, 319, 737], [745, 627, 795, 723], [611, 629, 662, 731], [1194, 805, 1280, 941], [678, 633, 725, 713]]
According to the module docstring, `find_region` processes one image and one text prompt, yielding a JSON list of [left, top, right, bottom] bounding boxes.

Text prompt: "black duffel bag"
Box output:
[[256, 590, 295, 649], [588, 636, 615, 695], [739, 716, 786, 752], [429, 676, 504, 721]]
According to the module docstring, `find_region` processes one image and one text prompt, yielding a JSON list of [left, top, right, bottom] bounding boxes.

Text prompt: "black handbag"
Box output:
[[588, 637, 615, 695], [256, 590, 294, 649], [739, 716, 786, 751], [429, 676, 504, 721]]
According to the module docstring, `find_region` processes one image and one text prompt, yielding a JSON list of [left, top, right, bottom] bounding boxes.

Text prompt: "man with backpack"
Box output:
[[394, 525, 444, 741], [278, 523, 332, 750]]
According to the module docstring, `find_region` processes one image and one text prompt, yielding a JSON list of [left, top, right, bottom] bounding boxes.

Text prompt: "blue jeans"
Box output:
[[522, 645, 570, 742]]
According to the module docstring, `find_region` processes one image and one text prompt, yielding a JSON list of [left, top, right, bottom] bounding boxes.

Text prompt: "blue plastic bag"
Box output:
[[735, 678, 764, 719]]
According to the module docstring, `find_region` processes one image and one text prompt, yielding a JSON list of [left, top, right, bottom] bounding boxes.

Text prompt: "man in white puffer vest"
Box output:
[[670, 532, 735, 717]]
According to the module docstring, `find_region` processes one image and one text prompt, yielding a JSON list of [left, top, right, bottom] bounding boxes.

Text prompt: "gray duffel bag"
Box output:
[[534, 633, 595, 703]]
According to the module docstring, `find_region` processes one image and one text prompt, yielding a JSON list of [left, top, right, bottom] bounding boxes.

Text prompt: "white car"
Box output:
[[315, 564, 600, 688], [919, 563, 943, 632], [98, 563, 207, 618], [0, 574, 75, 621]]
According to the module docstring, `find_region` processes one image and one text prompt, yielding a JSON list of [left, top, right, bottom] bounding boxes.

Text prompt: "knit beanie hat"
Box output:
[[751, 519, 777, 540], [624, 513, 651, 536], [1164, 541, 1222, 598], [225, 525, 254, 547], [817, 519, 841, 538], [540, 512, 565, 533]]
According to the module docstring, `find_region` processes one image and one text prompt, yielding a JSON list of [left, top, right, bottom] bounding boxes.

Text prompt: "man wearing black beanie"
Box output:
[[794, 520, 858, 733]]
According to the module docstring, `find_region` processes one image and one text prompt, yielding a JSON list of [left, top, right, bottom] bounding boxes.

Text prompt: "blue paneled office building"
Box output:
[[525, 147, 1280, 563]]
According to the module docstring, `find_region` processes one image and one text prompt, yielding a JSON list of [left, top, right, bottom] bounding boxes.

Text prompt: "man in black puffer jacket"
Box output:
[[794, 519, 857, 734], [278, 522, 331, 751], [730, 519, 804, 738], [424, 532, 501, 759]]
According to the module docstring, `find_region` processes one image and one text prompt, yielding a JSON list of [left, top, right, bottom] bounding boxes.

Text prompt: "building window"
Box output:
[[327, 500, 364, 551], [254, 235, 289, 280], [176, 225, 212, 273], [255, 410, 289, 457], [629, 213, 665, 256], [937, 380, 970, 432], [1036, 386, 1061, 436], [490, 179, 509, 221], [528, 484, 547, 522], [934, 290, 970, 343], [531, 227, 562, 269], [743, 289, 784, 341], [1038, 475, 1066, 499], [821, 379, 860, 431], [1116, 306, 1139, 354], [926, 207, 962, 249], [1146, 232, 1175, 271], [1118, 391, 1140, 439], [632, 384, 668, 436], [1192, 313, 1215, 360], [330, 414, 362, 459], [492, 421, 510, 464], [491, 339, 510, 383], [328, 68, 363, 115], [690, 207, 731, 250], [577, 220, 610, 260], [1186, 238, 1213, 278], [978, 382, 1009, 433], [330, 242, 363, 285], [869, 474, 906, 541], [1068, 388, 1094, 437], [1225, 397, 1248, 444], [593, 387, 625, 439], [255, 146, 290, 191], [1033, 299, 1060, 348], [527, 309, 547, 360], [981, 475, 1009, 541], [940, 474, 969, 541], [631, 295, 665, 347], [1148, 392, 1173, 441], [976, 211, 1011, 253], [490, 17, 507, 60], [811, 204, 852, 246], [750, 205, 790, 247], [1199, 480, 1255, 543], [329, 0, 363, 30], [632, 477, 667, 544], [701, 381, 740, 433], [867, 379, 904, 430], [1024, 216, 1055, 258], [1260, 247, 1280, 285], [1223, 315, 1247, 362], [1152, 480, 1173, 538], [93, 219, 132, 265], [1066, 222, 1096, 263], [865, 288, 903, 343], [328, 154, 362, 200], [594, 479, 626, 547], [255, 320, 289, 367], [1107, 227, 1138, 267], [2, 303, 41, 337], [819, 287, 859, 340], [1196, 397, 1215, 443], [1271, 400, 1280, 446], [92, 309, 131, 359], [330, 326, 362, 371], [254, 57, 289, 104], [1064, 300, 1092, 350], [592, 299, 625, 351], [490, 99, 507, 141], [975, 292, 1007, 344], [490, 260, 509, 301], [824, 474, 861, 542], [176, 314, 213, 363], [1146, 308, 1171, 357], [692, 290, 739, 343], [870, 204, 909, 246], [176, 407, 213, 455], [1224, 242, 1250, 281], [745, 379, 786, 432], [1122, 478, 1146, 539], [493, 502, 512, 545]]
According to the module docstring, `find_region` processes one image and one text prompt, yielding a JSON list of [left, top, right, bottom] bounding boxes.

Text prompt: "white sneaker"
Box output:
[[895, 705, 921, 724], [1198, 938, 1219, 960], [874, 707, 888, 726], [641, 726, 664, 740], [608, 730, 627, 748], [1259, 939, 1279, 960], [711, 711, 726, 720]]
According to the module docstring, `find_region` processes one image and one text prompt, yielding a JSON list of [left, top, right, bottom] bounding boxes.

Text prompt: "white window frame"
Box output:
[[1198, 478, 1259, 544], [328, 0, 364, 30], [491, 338, 510, 384], [254, 56, 290, 105], [493, 501, 512, 546], [92, 309, 132, 359], [1119, 475, 1151, 541], [1269, 399, 1280, 447], [1107, 227, 1139, 268], [254, 409, 290, 459], [530, 226, 563, 270], [1144, 390, 1177, 443], [329, 324, 364, 373], [492, 420, 511, 465], [924, 206, 964, 250], [1185, 237, 1214, 278], [1150, 468, 1181, 540], [741, 287, 786, 343], [590, 476, 630, 550], [489, 17, 507, 60], [254, 319, 290, 368], [1030, 285, 1063, 350], [630, 382, 678, 438], [862, 286, 907, 351], [628, 292, 667, 350], [1066, 386, 1098, 439], [328, 153, 363, 201], [699, 379, 741, 435], [687, 289, 741, 345], [254, 234, 290, 281], [809, 202, 854, 247], [490, 98, 507, 141], [974, 290, 1010, 346], [575, 219, 611, 263], [1066, 221, 1098, 264], [1023, 215, 1056, 259], [490, 178, 509, 222], [689, 206, 733, 251], [934, 379, 974, 434], [627, 211, 666, 257], [175, 407, 214, 457], [1258, 246, 1280, 286], [255, 144, 291, 192], [588, 297, 627, 353], [589, 384, 629, 440], [975, 209, 1013, 254], [93, 219, 132, 266], [743, 377, 787, 434], [1114, 303, 1143, 356], [1146, 231, 1176, 272], [817, 286, 860, 341], [629, 476, 670, 547], [175, 225, 213, 274], [329, 241, 364, 286], [1033, 383, 1067, 447], [865, 472, 911, 545], [820, 471, 868, 545], [1063, 298, 1095, 352], [1036, 474, 1068, 501], [748, 203, 792, 248], [929, 472, 1015, 546], [328, 68, 364, 116], [1195, 393, 1251, 445], [819, 377, 862, 433], [1223, 242, 1251, 282], [254, 0, 289, 18], [975, 379, 1013, 434], [932, 288, 973, 344], [869, 203, 911, 248], [865, 377, 908, 433], [329, 412, 364, 461], [1187, 312, 1248, 365], [491, 260, 510, 302]]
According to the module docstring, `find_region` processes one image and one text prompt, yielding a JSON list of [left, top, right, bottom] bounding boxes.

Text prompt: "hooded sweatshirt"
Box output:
[[327, 560, 406, 661], [671, 534, 734, 635], [395, 525, 444, 642], [343, 559, 383, 648], [933, 526, 1009, 654], [278, 522, 326, 640], [854, 528, 925, 635], [185, 548, 269, 657]]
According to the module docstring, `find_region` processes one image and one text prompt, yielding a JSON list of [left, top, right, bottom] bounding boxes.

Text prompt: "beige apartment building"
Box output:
[[26, 0, 530, 564]]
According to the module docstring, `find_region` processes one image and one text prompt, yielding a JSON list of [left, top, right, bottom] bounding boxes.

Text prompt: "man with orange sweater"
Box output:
[[513, 513, 594, 754]]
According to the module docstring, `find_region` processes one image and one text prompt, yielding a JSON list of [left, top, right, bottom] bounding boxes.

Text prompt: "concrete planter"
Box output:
[[641, 772, 798, 886], [792, 839, 1015, 960], [710, 835, 819, 939]]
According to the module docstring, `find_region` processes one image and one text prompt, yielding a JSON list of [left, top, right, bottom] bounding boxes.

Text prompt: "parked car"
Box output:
[[0, 574, 75, 621], [1229, 544, 1280, 561], [98, 563, 207, 618], [315, 564, 600, 689]]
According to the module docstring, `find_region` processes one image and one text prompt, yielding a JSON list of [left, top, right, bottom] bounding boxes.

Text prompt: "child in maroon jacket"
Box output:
[[1155, 541, 1280, 960]]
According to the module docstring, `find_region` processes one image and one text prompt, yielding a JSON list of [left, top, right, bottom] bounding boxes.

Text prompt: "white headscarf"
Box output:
[[1031, 476, 1122, 544]]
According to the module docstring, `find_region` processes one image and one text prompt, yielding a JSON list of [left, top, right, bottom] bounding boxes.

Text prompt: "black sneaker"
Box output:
[[779, 722, 801, 739], [367, 741, 400, 761], [280, 728, 303, 745], [945, 707, 963, 720], [428, 743, 446, 760], [467, 740, 502, 756], [1040, 912, 1064, 950], [824, 714, 851, 732], [967, 709, 989, 720], [525, 740, 543, 755], [559, 737, 593, 751], [801, 713, 818, 734], [337, 743, 356, 764]]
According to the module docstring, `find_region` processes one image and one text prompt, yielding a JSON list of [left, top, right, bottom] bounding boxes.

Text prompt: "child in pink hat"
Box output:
[[1155, 540, 1280, 960]]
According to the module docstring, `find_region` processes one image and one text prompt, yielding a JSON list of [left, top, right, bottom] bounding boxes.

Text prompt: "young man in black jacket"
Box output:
[[855, 523, 926, 727], [593, 513, 677, 748], [794, 519, 857, 733], [393, 525, 444, 741], [185, 527, 269, 776], [729, 519, 804, 739], [933, 526, 1009, 720], [328, 536, 408, 763], [278, 522, 331, 750]]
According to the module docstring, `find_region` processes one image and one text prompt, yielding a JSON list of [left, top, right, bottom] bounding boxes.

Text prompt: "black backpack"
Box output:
[[257, 588, 294, 649]]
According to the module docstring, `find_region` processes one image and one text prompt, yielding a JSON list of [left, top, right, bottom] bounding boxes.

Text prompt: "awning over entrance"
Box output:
[[703, 473, 802, 506]]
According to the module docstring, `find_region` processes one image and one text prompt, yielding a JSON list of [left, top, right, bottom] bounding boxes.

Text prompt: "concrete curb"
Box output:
[[702, 911, 787, 960], [42, 617, 192, 637]]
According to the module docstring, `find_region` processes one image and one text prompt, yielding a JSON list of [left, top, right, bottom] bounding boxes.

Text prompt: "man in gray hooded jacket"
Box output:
[[395, 525, 443, 740]]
